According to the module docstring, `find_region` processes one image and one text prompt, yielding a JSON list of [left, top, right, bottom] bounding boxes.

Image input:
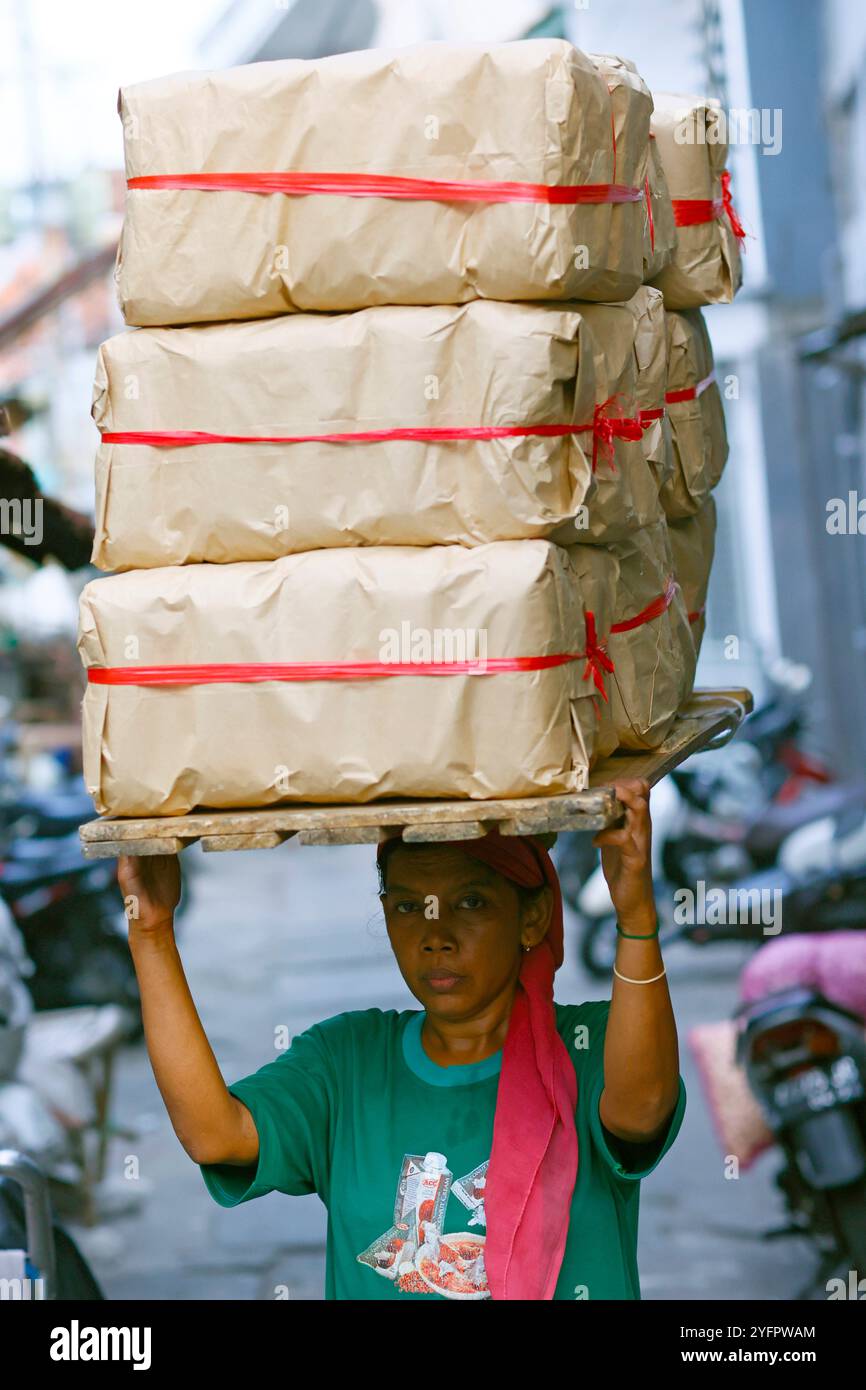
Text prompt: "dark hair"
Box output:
[[377, 836, 546, 911]]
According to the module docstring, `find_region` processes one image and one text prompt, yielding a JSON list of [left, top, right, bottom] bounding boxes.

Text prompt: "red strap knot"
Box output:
[[590, 396, 645, 472], [581, 610, 614, 703], [720, 169, 746, 242], [670, 169, 746, 247]]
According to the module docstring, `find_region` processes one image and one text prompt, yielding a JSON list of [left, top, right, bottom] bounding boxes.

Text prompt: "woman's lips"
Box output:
[[423, 972, 464, 992]]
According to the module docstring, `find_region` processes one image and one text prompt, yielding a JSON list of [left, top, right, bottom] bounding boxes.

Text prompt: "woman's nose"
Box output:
[[419, 918, 457, 951]]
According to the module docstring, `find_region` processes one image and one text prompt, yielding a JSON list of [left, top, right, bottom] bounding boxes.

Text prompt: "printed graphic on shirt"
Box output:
[[452, 1160, 488, 1229], [356, 1151, 490, 1298]]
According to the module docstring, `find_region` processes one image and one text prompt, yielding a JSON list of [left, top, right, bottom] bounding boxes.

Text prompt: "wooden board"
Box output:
[[78, 688, 753, 859]]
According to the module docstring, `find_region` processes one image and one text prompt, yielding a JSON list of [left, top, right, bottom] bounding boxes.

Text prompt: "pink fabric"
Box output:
[[687, 1019, 773, 1170], [377, 829, 577, 1301], [740, 932, 866, 1019]]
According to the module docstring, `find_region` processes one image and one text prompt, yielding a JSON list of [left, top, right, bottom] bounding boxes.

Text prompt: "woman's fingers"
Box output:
[[593, 826, 630, 849], [593, 780, 652, 857], [118, 853, 179, 901], [117, 854, 141, 891], [612, 778, 651, 810]]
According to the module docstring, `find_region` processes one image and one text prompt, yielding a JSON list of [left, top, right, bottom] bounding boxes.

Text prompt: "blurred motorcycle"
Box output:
[[0, 1150, 104, 1299], [0, 833, 142, 1025], [0, 897, 137, 1225], [735, 933, 866, 1294], [558, 659, 833, 925], [575, 789, 866, 977]]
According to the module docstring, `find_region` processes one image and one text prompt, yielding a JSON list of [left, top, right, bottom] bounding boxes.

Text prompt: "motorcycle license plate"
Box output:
[[774, 1057, 864, 1112]]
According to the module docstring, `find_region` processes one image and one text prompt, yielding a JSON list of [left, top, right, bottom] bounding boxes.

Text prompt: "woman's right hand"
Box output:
[[117, 853, 182, 934]]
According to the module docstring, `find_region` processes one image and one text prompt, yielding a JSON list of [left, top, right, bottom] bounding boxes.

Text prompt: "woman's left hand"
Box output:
[[592, 778, 656, 933]]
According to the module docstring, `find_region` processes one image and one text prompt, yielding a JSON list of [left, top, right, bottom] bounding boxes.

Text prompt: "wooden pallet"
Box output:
[[78, 688, 753, 859]]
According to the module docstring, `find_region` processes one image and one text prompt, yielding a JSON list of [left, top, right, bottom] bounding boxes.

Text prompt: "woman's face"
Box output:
[[380, 843, 551, 1022]]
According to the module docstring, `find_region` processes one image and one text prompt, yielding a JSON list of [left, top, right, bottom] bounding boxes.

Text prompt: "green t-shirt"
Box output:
[[199, 1000, 686, 1301]]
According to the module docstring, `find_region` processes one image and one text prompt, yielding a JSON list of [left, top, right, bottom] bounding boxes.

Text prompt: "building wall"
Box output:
[[734, 0, 848, 761]]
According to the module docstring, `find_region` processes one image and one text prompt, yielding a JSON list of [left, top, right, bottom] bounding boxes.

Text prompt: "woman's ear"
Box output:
[[521, 885, 553, 947]]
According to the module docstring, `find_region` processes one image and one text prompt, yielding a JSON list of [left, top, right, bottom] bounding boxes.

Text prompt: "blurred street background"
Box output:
[[1, 0, 865, 1301]]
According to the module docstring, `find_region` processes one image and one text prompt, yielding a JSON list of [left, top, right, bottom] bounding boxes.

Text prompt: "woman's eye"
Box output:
[[395, 901, 420, 914], [459, 894, 485, 910]]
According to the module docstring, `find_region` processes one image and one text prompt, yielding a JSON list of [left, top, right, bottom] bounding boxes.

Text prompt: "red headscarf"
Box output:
[[377, 829, 578, 1301]]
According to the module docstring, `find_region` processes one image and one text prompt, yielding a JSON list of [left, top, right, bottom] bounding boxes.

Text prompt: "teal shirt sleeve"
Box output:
[[591, 1071, 687, 1180], [566, 998, 686, 1181], [198, 1021, 335, 1208]]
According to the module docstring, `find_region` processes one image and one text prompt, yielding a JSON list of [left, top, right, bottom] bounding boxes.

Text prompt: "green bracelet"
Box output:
[[615, 920, 660, 939]]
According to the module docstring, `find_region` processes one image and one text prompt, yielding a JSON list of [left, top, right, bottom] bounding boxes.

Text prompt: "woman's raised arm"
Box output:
[[118, 853, 259, 1167], [592, 780, 682, 1141]]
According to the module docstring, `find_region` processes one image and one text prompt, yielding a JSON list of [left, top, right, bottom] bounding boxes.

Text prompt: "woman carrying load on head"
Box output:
[[119, 777, 683, 1300]]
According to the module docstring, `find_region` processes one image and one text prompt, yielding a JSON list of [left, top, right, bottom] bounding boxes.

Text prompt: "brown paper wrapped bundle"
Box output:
[[668, 495, 717, 656], [551, 293, 664, 548], [78, 541, 616, 817], [90, 301, 663, 571], [648, 93, 744, 309], [589, 54, 676, 281], [603, 520, 696, 749], [116, 41, 651, 327], [660, 309, 728, 519]]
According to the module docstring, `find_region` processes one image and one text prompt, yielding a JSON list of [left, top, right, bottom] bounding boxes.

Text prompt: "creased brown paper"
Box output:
[[661, 308, 728, 519], [581, 285, 673, 497], [116, 40, 650, 326], [604, 519, 696, 749], [552, 289, 664, 547], [669, 495, 717, 656], [78, 541, 615, 817], [589, 54, 676, 281], [648, 92, 743, 309]]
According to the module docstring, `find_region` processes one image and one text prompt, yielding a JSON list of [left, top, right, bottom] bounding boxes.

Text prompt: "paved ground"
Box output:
[[70, 837, 817, 1301]]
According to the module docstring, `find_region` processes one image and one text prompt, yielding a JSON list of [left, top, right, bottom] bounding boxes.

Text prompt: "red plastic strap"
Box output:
[[609, 576, 679, 635], [610, 100, 618, 186], [671, 195, 722, 227], [644, 174, 655, 253], [101, 419, 632, 449], [637, 406, 665, 425], [87, 624, 614, 695], [100, 400, 645, 469], [671, 169, 746, 241], [665, 370, 716, 405], [127, 171, 644, 206]]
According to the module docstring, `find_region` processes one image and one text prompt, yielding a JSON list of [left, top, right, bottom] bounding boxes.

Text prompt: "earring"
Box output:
[[523, 943, 532, 953]]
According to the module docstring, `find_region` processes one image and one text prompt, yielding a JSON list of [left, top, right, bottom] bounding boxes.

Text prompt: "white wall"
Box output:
[[373, 0, 553, 46]]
